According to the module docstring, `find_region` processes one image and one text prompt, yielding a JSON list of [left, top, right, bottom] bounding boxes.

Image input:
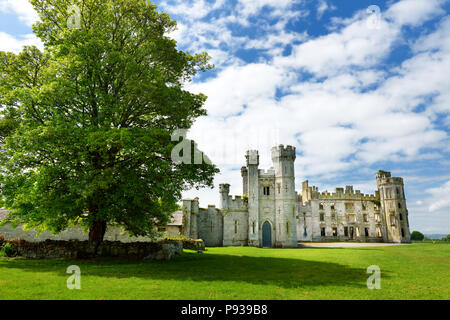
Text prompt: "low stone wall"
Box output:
[[182, 239, 206, 251], [0, 222, 157, 243], [0, 237, 183, 260]]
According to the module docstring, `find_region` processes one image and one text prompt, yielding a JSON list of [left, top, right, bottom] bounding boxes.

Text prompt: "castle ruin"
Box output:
[[182, 145, 411, 247]]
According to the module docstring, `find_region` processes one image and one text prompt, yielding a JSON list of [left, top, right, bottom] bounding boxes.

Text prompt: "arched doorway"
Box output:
[[262, 221, 272, 247]]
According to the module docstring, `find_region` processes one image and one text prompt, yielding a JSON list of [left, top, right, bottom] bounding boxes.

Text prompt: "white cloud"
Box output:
[[0, 0, 39, 26], [426, 181, 450, 212], [187, 63, 291, 117], [274, 14, 400, 76], [161, 0, 225, 20], [317, 0, 336, 20], [236, 0, 300, 18], [0, 32, 42, 53], [174, 0, 450, 209], [385, 0, 447, 27]]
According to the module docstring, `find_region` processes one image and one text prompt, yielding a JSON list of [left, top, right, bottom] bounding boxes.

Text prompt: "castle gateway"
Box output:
[[182, 145, 411, 247]]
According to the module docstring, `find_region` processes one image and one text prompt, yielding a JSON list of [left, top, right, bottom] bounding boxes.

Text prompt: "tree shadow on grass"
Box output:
[[0, 250, 391, 290]]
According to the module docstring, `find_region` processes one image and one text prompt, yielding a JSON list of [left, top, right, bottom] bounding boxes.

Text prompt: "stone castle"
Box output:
[[182, 145, 411, 247]]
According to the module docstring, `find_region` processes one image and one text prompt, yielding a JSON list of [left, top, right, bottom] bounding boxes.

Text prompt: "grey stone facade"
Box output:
[[183, 145, 411, 247]]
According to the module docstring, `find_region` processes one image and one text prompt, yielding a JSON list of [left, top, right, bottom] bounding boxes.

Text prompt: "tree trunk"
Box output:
[[89, 220, 107, 246]]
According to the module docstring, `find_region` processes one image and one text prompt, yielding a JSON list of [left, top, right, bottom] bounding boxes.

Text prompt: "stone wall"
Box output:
[[223, 210, 249, 246], [197, 206, 223, 247], [182, 239, 206, 251], [0, 223, 158, 243], [0, 237, 183, 260]]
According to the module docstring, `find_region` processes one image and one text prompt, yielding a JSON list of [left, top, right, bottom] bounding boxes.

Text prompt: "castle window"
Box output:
[[263, 186, 270, 196], [277, 183, 281, 194], [375, 214, 381, 223], [286, 222, 290, 234], [356, 227, 360, 237], [319, 203, 324, 210], [331, 213, 336, 220], [399, 213, 403, 221], [396, 187, 401, 196], [320, 213, 325, 221], [252, 221, 256, 234], [365, 228, 369, 237], [234, 220, 238, 234], [344, 227, 349, 237], [363, 214, 368, 222], [331, 204, 335, 210], [401, 228, 405, 237], [390, 215, 396, 226], [332, 227, 338, 237], [376, 227, 382, 237], [321, 227, 326, 237], [362, 203, 367, 211], [398, 202, 402, 209], [345, 203, 354, 211]]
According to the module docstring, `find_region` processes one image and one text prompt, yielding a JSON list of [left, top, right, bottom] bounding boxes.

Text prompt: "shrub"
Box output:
[[0, 242, 18, 257], [410, 231, 425, 241]]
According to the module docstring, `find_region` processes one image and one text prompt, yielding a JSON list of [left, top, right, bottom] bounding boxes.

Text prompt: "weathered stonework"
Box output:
[[0, 237, 183, 260], [184, 145, 411, 247]]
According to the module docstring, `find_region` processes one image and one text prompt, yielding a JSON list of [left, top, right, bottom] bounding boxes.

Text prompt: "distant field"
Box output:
[[0, 242, 449, 300]]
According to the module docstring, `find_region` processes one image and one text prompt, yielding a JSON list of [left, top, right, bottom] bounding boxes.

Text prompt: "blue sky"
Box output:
[[1, 0, 449, 234]]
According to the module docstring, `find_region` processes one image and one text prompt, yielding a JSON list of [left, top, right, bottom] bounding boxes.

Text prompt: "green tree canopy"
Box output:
[[410, 231, 425, 241], [0, 0, 219, 245]]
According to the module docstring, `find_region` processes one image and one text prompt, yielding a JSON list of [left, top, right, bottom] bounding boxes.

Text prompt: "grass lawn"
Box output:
[[0, 242, 449, 300]]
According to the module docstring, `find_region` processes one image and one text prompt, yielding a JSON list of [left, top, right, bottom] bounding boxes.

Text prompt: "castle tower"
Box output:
[[272, 145, 298, 247], [241, 167, 248, 195], [182, 198, 199, 239], [376, 170, 411, 243], [219, 183, 230, 211], [246, 150, 259, 247]]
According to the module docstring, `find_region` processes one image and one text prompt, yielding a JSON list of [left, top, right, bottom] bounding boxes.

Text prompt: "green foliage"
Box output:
[[163, 235, 190, 241], [0, 0, 219, 242], [0, 243, 18, 257], [410, 231, 425, 241]]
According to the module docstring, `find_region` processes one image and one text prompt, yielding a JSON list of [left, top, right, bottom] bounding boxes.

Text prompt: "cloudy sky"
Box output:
[[1, 0, 449, 234]]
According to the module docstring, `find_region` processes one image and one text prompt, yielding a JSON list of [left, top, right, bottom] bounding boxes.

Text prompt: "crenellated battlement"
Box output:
[[246, 150, 259, 166], [225, 195, 248, 211], [271, 144, 296, 161], [258, 168, 275, 176], [302, 181, 379, 202], [316, 191, 379, 201]]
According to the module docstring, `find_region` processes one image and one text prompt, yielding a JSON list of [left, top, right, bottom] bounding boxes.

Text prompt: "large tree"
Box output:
[[0, 0, 218, 245]]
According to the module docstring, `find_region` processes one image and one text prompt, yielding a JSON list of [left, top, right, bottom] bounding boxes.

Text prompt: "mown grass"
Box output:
[[0, 242, 449, 300]]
